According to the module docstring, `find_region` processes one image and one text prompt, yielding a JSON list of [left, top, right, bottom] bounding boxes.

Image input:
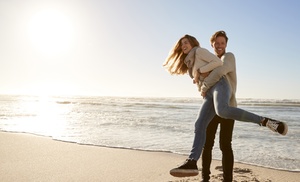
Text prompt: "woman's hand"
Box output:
[[193, 71, 200, 84], [201, 91, 206, 98]]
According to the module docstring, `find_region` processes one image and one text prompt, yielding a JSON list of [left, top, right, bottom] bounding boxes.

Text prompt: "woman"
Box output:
[[164, 34, 223, 89], [163, 34, 288, 177]]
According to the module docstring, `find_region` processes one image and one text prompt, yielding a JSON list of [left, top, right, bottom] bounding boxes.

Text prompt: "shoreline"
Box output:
[[0, 131, 299, 182], [3, 131, 299, 173]]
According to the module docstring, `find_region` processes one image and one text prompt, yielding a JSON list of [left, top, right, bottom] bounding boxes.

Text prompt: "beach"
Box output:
[[1, 95, 299, 172], [1, 132, 299, 182]]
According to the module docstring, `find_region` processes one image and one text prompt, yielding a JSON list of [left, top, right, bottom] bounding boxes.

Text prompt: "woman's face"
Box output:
[[212, 36, 227, 57], [181, 38, 193, 54]]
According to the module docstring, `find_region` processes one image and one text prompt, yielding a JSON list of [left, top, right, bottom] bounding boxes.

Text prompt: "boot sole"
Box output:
[[170, 169, 199, 177], [280, 122, 288, 135]]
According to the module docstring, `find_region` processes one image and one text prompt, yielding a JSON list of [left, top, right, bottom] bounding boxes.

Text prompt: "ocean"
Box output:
[[0, 95, 299, 172]]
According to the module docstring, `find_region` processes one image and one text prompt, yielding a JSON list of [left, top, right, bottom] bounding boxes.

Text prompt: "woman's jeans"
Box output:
[[189, 77, 263, 160]]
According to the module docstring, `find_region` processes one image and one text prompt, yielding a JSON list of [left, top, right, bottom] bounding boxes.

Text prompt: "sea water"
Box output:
[[0, 95, 299, 171]]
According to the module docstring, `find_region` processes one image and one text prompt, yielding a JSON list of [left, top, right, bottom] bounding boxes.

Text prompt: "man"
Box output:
[[169, 30, 287, 180], [201, 31, 234, 182]]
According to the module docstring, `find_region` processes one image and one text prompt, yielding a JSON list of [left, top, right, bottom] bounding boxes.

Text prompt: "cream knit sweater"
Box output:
[[184, 47, 223, 88], [200, 52, 237, 107]]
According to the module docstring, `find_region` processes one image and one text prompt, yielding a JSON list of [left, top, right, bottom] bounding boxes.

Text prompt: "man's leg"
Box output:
[[202, 116, 219, 181], [219, 118, 235, 182]]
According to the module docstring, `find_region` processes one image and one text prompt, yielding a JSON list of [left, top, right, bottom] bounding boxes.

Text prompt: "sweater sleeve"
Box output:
[[200, 52, 236, 93], [195, 48, 223, 73]]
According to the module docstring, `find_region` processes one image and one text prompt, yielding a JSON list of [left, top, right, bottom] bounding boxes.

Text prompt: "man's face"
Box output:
[[212, 36, 227, 57]]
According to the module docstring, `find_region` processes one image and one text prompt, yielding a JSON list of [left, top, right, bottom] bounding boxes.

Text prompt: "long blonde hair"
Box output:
[[163, 34, 200, 75]]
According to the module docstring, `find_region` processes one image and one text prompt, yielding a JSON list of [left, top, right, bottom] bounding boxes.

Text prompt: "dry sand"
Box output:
[[0, 131, 299, 182]]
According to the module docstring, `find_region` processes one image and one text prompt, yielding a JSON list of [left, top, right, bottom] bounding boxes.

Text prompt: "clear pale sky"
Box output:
[[1, 0, 299, 99]]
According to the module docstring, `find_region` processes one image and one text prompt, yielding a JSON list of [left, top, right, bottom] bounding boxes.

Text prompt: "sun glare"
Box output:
[[24, 83, 77, 97], [17, 95, 68, 136], [28, 9, 73, 55]]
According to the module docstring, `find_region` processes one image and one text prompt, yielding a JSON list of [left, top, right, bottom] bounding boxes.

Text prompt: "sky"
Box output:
[[1, 0, 300, 99]]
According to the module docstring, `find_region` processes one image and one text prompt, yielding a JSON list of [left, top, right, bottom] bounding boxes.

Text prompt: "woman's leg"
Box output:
[[213, 77, 263, 124], [170, 91, 217, 178], [188, 87, 217, 161]]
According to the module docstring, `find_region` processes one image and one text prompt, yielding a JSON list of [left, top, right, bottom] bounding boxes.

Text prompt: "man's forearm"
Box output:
[[200, 52, 235, 93]]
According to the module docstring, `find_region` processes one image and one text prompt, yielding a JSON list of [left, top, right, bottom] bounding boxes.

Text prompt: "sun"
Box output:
[[28, 9, 73, 55]]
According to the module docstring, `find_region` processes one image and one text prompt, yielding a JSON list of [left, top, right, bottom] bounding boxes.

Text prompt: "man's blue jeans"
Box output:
[[189, 77, 263, 160]]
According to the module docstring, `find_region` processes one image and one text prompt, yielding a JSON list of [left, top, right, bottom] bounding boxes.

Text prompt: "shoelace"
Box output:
[[266, 120, 279, 132]]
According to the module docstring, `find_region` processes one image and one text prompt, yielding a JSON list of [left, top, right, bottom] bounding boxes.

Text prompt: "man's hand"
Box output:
[[200, 71, 210, 78], [193, 71, 211, 84]]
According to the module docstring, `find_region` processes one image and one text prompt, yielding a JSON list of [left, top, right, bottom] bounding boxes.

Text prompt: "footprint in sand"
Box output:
[[214, 166, 269, 182], [233, 167, 252, 174]]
